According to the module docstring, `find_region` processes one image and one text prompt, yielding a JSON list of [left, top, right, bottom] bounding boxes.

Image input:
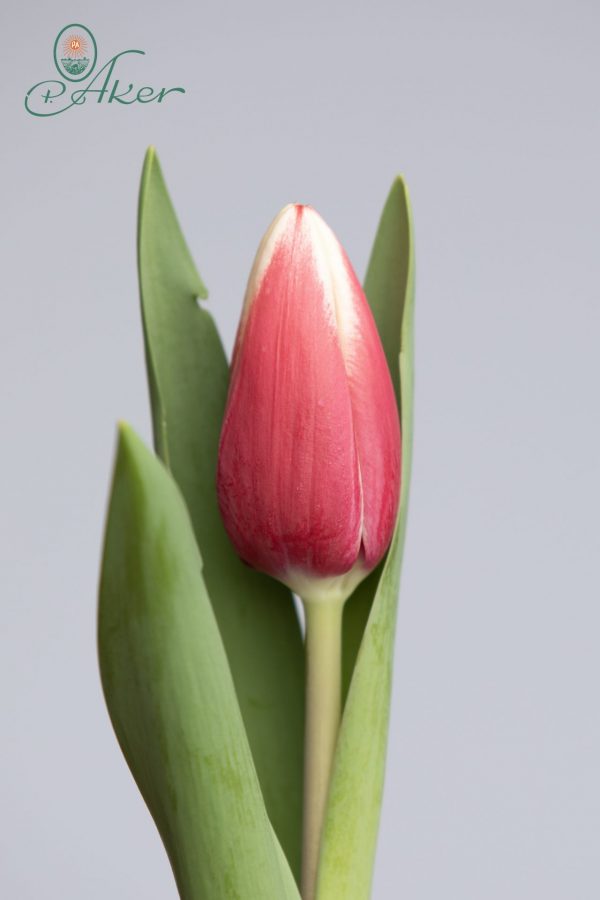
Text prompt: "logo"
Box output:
[[25, 24, 185, 117], [54, 24, 97, 81]]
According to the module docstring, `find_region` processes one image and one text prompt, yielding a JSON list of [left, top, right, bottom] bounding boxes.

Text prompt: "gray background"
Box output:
[[1, 1, 599, 897]]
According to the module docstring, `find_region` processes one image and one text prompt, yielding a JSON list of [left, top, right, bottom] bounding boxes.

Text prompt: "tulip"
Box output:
[[217, 203, 401, 900], [217, 203, 401, 602]]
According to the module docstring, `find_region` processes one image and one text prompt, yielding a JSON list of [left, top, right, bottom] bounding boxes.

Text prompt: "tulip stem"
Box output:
[[300, 596, 344, 900]]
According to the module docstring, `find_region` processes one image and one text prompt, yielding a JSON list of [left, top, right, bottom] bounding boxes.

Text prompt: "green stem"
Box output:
[[301, 597, 344, 900]]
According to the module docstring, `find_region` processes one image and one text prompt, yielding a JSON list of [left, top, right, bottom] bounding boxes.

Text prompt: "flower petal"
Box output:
[[218, 206, 363, 585]]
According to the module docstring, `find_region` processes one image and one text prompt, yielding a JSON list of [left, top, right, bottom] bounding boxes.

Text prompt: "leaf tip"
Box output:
[[137, 146, 208, 302], [114, 420, 146, 475], [116, 418, 135, 446], [389, 174, 412, 216], [143, 144, 159, 175], [140, 146, 163, 201]]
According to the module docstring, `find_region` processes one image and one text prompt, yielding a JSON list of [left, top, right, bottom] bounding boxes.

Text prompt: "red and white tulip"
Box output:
[[217, 203, 401, 602]]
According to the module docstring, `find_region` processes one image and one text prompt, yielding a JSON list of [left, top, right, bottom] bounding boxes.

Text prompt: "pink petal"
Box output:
[[217, 206, 363, 582]]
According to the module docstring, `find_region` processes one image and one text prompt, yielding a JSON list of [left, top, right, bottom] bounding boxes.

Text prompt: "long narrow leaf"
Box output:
[[98, 424, 300, 900], [343, 177, 414, 694], [318, 179, 415, 899], [137, 148, 304, 879]]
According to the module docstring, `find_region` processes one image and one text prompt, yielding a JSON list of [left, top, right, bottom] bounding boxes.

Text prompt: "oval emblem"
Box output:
[[53, 24, 97, 82]]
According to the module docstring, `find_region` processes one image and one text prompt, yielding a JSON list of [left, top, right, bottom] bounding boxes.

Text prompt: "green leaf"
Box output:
[[318, 178, 415, 900], [363, 177, 413, 411], [343, 177, 414, 695], [137, 148, 304, 880], [98, 424, 301, 900]]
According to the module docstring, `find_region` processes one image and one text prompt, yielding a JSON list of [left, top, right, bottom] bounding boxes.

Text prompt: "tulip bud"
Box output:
[[217, 204, 401, 603]]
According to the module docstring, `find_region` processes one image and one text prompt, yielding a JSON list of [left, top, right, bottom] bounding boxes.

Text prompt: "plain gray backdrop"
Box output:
[[1, 1, 599, 897]]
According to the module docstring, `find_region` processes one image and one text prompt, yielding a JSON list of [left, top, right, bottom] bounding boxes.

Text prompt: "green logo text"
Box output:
[[25, 24, 185, 117]]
